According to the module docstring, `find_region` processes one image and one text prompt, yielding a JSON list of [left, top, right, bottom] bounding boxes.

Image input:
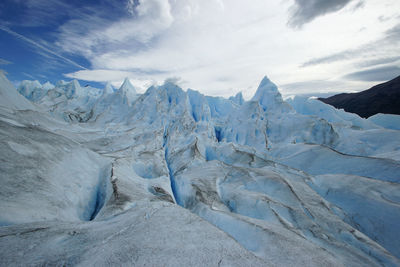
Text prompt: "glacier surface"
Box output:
[[1, 73, 400, 266]]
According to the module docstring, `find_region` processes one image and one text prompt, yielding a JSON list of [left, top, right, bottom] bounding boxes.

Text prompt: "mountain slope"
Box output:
[[319, 75, 400, 118]]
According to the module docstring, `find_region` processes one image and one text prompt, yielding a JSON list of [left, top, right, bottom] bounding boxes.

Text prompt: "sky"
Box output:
[[0, 0, 399, 98]]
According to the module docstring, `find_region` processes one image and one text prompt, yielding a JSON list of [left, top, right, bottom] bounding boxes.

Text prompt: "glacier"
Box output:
[[1, 72, 400, 266]]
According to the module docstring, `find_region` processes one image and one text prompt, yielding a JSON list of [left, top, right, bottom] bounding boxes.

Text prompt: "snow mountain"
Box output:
[[1, 72, 400, 266]]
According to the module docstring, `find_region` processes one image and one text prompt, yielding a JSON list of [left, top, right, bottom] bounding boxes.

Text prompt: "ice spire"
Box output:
[[229, 92, 244, 105], [64, 79, 84, 98], [103, 82, 114, 96], [119, 78, 137, 95], [251, 76, 284, 111], [118, 78, 137, 105]]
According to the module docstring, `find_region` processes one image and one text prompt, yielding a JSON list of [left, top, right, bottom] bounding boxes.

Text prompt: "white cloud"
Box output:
[[58, 0, 400, 97], [56, 0, 174, 56]]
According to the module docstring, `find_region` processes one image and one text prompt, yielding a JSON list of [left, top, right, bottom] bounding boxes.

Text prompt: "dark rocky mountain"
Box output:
[[319, 75, 400, 118]]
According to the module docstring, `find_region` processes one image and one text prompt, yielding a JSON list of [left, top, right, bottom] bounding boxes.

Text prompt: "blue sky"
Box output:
[[0, 0, 399, 97]]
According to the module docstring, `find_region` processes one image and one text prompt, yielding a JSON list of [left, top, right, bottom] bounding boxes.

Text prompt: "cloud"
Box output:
[[57, 0, 272, 97], [0, 0, 134, 28], [357, 56, 400, 68], [22, 72, 36, 80], [301, 51, 353, 67], [280, 79, 349, 95], [287, 0, 362, 28], [378, 15, 392, 23], [350, 0, 365, 12], [385, 22, 400, 41], [0, 0, 71, 27], [56, 0, 174, 56], [50, 0, 400, 97], [344, 65, 400, 81], [126, 0, 140, 15], [0, 58, 12, 65], [64, 69, 135, 81], [0, 25, 86, 69], [301, 23, 400, 68]]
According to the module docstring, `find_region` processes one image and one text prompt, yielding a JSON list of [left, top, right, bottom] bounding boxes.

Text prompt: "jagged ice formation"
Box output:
[[1, 72, 400, 266]]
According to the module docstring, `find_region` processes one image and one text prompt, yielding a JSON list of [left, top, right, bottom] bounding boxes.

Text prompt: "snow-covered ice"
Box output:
[[0, 72, 399, 266]]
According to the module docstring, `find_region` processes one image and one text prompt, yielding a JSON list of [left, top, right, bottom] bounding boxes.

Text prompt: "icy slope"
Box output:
[[0, 76, 267, 266], [368, 113, 400, 130], [0, 110, 111, 225], [269, 143, 400, 183], [18, 80, 55, 102], [1, 73, 400, 266], [287, 95, 400, 160], [309, 174, 400, 259], [0, 72, 35, 110], [0, 201, 267, 266], [287, 95, 378, 129]]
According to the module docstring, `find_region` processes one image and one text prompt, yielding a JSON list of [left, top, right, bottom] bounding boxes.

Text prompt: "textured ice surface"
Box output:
[[368, 113, 400, 130], [0, 73, 399, 266], [309, 174, 400, 259], [287, 95, 378, 130]]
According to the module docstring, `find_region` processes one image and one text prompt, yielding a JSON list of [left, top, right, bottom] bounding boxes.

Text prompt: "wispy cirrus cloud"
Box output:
[[0, 58, 12, 65], [0, 0, 71, 27], [0, 0, 133, 28], [0, 25, 86, 70]]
